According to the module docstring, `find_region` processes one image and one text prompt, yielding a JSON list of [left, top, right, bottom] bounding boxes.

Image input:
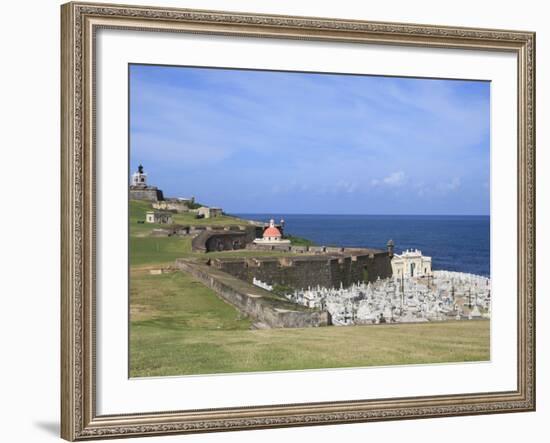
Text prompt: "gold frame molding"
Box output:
[[61, 1, 536, 440]]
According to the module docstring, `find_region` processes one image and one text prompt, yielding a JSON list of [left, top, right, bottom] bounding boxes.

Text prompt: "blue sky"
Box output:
[[129, 64, 490, 215]]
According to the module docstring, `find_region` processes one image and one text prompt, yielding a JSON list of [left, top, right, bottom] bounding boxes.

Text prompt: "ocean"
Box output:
[[235, 214, 490, 277]]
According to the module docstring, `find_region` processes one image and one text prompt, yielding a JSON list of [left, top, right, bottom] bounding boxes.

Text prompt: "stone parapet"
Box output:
[[129, 187, 164, 202], [210, 247, 393, 290], [175, 260, 330, 328]]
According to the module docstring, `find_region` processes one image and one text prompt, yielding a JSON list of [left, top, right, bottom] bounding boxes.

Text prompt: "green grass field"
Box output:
[[130, 200, 248, 229], [130, 269, 491, 377]]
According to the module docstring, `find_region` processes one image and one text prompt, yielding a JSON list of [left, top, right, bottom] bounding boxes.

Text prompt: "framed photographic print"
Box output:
[[61, 1, 536, 440]]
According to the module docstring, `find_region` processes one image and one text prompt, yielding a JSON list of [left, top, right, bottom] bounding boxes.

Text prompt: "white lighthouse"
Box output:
[[131, 164, 148, 188], [129, 164, 164, 201]]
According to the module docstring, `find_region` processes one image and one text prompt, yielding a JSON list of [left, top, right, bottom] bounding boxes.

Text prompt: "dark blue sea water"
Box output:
[[235, 214, 490, 277]]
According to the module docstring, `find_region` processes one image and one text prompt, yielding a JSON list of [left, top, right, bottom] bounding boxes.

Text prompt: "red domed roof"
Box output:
[[263, 226, 282, 238]]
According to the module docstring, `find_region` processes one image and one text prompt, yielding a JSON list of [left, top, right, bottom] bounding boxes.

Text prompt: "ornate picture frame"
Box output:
[[61, 1, 535, 440]]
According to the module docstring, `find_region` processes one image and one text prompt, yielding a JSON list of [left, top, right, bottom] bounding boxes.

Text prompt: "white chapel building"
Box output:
[[253, 219, 291, 245]]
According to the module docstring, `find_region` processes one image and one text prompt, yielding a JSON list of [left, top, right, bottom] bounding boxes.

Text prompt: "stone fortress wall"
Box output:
[[191, 226, 263, 252], [152, 199, 191, 213], [210, 246, 393, 290], [175, 259, 330, 328], [129, 187, 164, 202]]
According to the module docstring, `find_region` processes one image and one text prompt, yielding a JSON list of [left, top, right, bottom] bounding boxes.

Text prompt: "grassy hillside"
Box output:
[[130, 269, 491, 377], [130, 237, 193, 266], [130, 200, 248, 229], [129, 200, 307, 266]]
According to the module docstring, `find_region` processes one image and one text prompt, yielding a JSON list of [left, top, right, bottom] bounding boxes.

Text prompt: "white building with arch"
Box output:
[[391, 249, 432, 278]]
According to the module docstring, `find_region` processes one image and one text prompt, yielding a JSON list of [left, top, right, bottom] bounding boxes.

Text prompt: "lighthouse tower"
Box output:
[[131, 164, 148, 188], [129, 164, 164, 201]]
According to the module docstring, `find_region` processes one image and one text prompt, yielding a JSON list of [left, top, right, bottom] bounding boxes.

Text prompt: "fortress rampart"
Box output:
[[191, 226, 263, 252], [175, 259, 330, 328], [210, 247, 392, 290], [152, 199, 190, 213], [129, 187, 163, 202]]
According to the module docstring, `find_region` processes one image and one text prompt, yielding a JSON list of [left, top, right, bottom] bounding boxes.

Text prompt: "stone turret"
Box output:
[[386, 239, 395, 257]]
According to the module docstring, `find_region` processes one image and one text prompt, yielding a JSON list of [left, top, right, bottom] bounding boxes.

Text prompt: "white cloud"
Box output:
[[370, 171, 407, 188], [370, 171, 406, 188], [383, 171, 406, 186]]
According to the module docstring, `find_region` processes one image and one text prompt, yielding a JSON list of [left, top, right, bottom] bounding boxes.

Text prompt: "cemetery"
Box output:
[[273, 270, 490, 326]]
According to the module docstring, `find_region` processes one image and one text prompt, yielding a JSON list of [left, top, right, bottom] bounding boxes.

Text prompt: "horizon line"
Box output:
[[231, 212, 490, 217]]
